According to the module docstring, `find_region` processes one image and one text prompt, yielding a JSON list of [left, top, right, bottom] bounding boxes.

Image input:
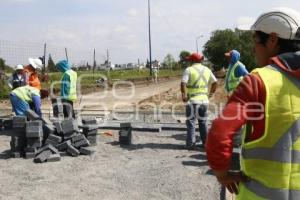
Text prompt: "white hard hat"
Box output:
[[28, 58, 43, 69], [251, 7, 300, 40], [15, 64, 24, 70]]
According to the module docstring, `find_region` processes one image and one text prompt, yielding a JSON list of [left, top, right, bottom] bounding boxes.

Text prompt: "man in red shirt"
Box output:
[[206, 7, 300, 199]]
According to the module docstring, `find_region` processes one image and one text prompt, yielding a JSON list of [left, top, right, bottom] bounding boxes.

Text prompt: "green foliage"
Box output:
[[0, 79, 10, 99], [163, 54, 176, 69], [47, 54, 57, 72], [203, 29, 257, 71], [179, 50, 191, 69]]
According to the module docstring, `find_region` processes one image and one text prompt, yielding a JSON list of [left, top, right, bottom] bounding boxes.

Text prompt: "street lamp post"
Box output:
[[196, 35, 204, 53], [148, 0, 152, 76]]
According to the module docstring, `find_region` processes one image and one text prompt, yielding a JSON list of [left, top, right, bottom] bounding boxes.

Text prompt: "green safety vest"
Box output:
[[225, 61, 243, 92], [237, 65, 300, 200], [62, 70, 77, 101], [186, 64, 211, 102], [12, 85, 40, 102]]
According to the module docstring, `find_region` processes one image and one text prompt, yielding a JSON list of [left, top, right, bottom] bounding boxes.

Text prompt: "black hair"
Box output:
[[255, 31, 300, 54]]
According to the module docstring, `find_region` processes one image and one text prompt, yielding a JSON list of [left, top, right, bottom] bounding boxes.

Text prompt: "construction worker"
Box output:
[[23, 58, 43, 90], [181, 53, 217, 149], [56, 60, 77, 118], [8, 64, 26, 89], [153, 67, 158, 83], [10, 85, 45, 117], [224, 50, 248, 97], [206, 7, 300, 199]]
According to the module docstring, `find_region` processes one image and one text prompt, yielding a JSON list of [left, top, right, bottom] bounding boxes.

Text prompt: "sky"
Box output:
[[0, 0, 300, 66]]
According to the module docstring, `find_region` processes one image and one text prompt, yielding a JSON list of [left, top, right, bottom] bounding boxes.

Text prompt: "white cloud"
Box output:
[[128, 8, 139, 17], [236, 17, 256, 30]]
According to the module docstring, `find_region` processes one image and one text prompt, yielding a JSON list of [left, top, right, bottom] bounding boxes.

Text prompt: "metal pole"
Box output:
[[43, 43, 46, 72], [65, 48, 68, 61], [93, 49, 96, 79], [148, 0, 152, 76]]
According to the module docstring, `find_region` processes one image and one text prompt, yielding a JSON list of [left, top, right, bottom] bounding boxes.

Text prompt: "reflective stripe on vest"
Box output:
[[238, 64, 300, 200], [12, 85, 40, 102], [63, 70, 77, 101], [186, 64, 210, 101], [225, 61, 243, 92]]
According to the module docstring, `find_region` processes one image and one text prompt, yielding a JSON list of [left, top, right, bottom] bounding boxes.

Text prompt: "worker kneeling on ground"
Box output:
[[10, 85, 46, 117], [56, 60, 77, 118]]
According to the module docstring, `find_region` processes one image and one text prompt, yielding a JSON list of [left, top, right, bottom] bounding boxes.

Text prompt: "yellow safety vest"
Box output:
[[186, 64, 211, 102], [11, 85, 40, 102], [238, 65, 300, 200], [63, 70, 77, 102], [225, 61, 243, 92]]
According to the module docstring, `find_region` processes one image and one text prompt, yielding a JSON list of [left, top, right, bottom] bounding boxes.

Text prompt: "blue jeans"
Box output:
[[186, 103, 208, 146]]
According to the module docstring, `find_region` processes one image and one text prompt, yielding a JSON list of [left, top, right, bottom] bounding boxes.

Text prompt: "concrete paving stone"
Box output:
[[82, 117, 97, 125], [36, 144, 59, 156], [47, 154, 61, 162], [53, 121, 63, 134], [25, 147, 37, 153], [79, 146, 96, 155], [48, 144, 59, 154], [119, 130, 132, 145], [73, 138, 90, 148], [34, 150, 52, 163], [120, 122, 132, 128], [26, 120, 42, 127], [43, 124, 55, 136], [61, 119, 79, 134], [25, 152, 36, 159], [25, 109, 40, 121], [3, 119, 13, 130], [48, 134, 62, 143], [13, 116, 27, 128], [59, 151, 68, 157], [63, 133, 78, 140], [57, 140, 71, 151], [45, 139, 58, 147], [67, 144, 80, 157], [71, 134, 86, 143], [83, 127, 97, 135], [10, 151, 22, 158]]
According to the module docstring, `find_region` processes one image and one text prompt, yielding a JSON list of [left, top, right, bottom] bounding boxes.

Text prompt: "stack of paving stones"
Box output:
[[82, 117, 98, 146], [10, 116, 27, 158], [3, 109, 96, 163]]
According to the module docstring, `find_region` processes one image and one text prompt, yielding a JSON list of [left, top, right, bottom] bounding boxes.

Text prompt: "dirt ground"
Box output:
[[0, 131, 221, 200], [0, 77, 229, 200]]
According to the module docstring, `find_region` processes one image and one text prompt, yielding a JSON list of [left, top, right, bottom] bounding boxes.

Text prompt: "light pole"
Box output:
[[196, 35, 204, 53], [148, 0, 152, 76]]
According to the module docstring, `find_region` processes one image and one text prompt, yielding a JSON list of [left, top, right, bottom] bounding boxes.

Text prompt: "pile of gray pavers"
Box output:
[[4, 109, 98, 163]]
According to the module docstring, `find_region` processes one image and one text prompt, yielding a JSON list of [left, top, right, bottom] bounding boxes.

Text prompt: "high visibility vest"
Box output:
[[62, 69, 77, 101], [186, 64, 211, 102], [225, 61, 243, 92], [237, 65, 300, 200], [11, 85, 40, 102]]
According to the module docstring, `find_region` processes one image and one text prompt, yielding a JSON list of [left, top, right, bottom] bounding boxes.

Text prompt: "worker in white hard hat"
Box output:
[[23, 58, 43, 90], [8, 64, 26, 89], [206, 7, 300, 199]]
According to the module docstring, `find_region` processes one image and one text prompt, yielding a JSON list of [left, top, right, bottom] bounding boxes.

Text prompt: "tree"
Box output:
[[203, 29, 256, 71], [163, 54, 176, 70], [47, 54, 57, 72], [179, 50, 191, 69]]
